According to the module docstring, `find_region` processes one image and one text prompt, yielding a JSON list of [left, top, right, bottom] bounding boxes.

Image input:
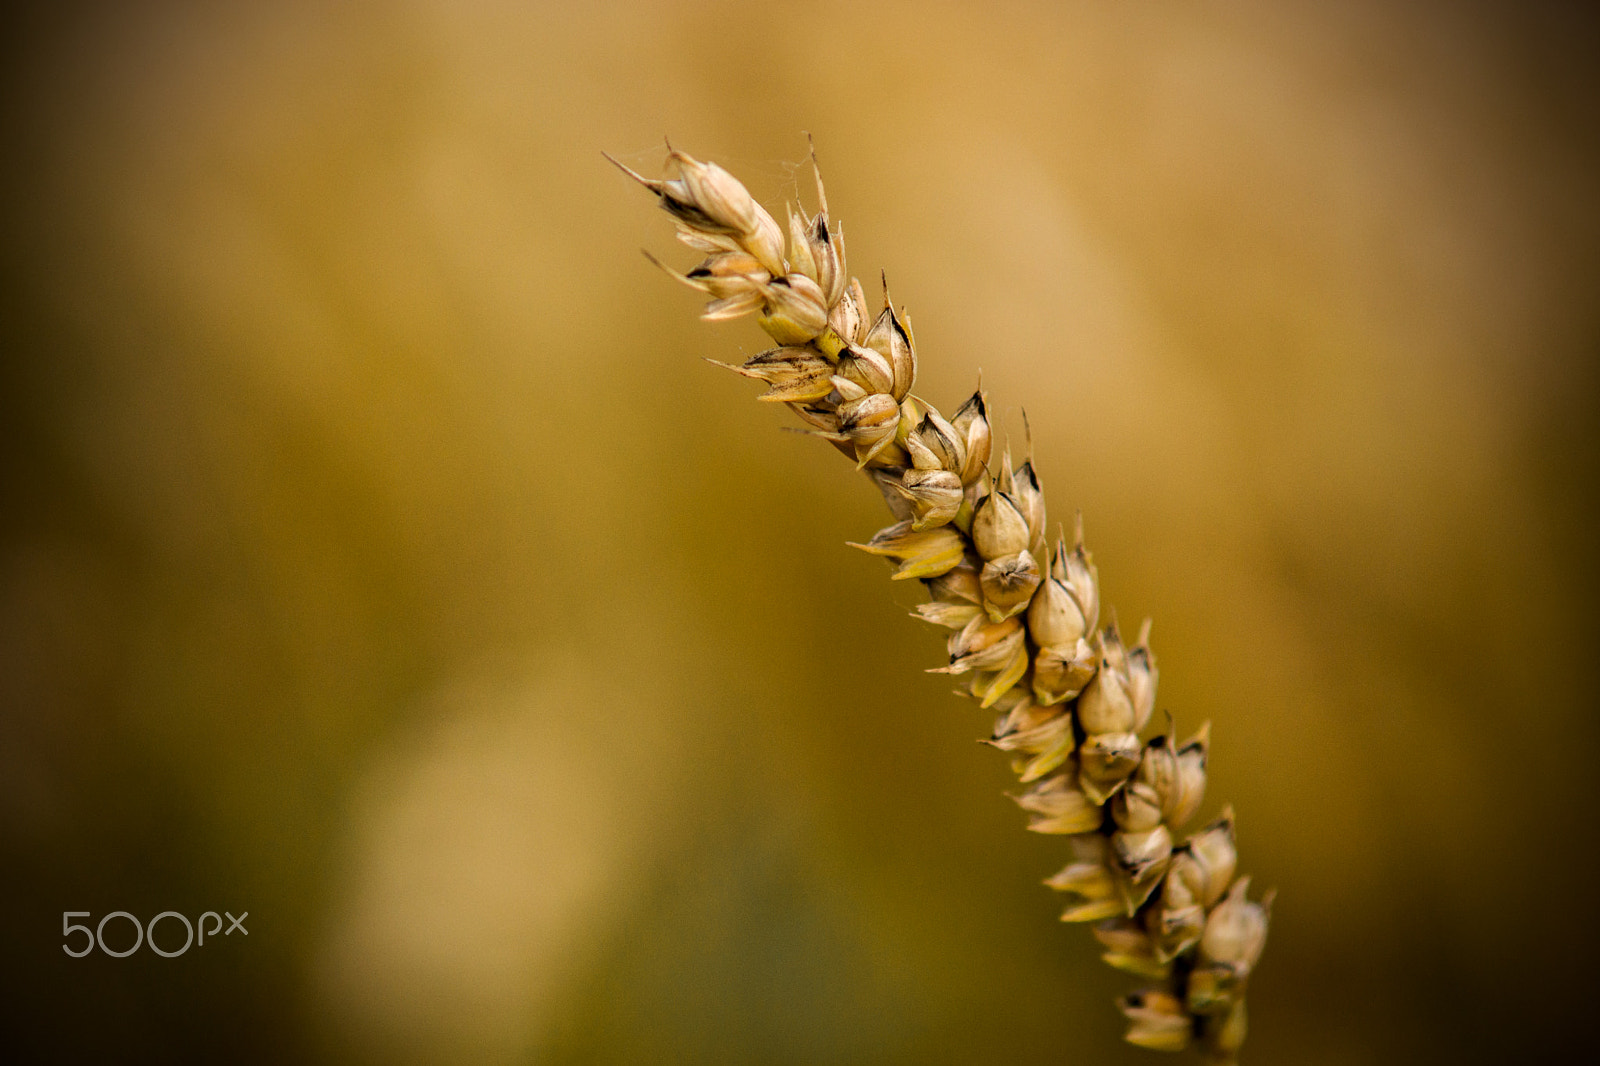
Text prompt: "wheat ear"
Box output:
[[608, 144, 1273, 1063]]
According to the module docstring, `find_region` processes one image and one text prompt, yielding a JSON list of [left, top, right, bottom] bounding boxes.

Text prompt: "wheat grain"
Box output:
[[609, 143, 1273, 1063]]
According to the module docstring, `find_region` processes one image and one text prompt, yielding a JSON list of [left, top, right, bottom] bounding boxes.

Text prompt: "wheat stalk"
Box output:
[[608, 143, 1274, 1063]]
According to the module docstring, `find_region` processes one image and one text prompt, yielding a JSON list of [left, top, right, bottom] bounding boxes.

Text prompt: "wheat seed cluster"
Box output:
[[610, 144, 1273, 1063]]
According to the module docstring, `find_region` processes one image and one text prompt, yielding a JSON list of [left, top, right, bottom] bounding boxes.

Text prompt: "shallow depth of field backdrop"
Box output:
[[2, 1, 1596, 1063]]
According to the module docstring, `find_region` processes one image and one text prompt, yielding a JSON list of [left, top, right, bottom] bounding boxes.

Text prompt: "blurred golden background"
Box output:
[[2, 1, 1596, 1062]]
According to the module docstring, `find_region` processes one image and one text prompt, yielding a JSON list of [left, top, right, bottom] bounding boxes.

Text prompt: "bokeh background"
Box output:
[[2, 1, 1596, 1062]]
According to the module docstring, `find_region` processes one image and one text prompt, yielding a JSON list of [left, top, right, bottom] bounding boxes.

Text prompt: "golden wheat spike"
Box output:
[[610, 145, 1272, 1064]]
